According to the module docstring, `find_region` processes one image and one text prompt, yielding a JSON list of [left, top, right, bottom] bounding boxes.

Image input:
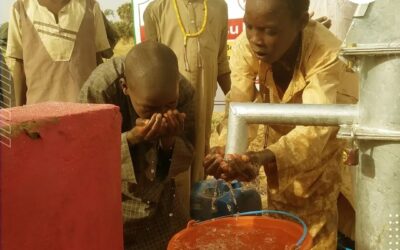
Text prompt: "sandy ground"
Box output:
[[113, 38, 134, 57]]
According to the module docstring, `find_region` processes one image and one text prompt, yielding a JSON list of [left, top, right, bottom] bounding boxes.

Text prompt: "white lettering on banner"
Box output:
[[227, 19, 246, 40], [229, 25, 239, 37]]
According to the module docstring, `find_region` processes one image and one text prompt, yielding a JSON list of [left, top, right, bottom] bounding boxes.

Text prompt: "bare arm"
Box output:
[[217, 72, 231, 95], [93, 2, 112, 61], [143, 3, 159, 41], [12, 59, 26, 106], [216, 2, 231, 95]]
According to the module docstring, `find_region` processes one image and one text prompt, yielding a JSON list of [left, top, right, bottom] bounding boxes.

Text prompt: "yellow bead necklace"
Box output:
[[173, 0, 208, 46], [173, 0, 208, 71]]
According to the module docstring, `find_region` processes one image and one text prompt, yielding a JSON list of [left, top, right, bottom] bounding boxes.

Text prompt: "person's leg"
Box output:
[[337, 193, 355, 239]]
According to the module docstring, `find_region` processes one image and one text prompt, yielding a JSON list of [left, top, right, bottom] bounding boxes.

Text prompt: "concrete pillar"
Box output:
[[1, 102, 123, 250]]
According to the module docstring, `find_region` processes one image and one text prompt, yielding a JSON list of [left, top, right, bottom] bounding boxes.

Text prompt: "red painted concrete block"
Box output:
[[0, 102, 123, 250]]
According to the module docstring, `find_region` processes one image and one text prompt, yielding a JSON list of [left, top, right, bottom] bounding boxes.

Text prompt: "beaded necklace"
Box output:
[[173, 0, 208, 71], [173, 0, 208, 46]]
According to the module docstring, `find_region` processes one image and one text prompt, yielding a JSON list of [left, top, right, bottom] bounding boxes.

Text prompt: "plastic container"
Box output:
[[191, 179, 262, 220], [168, 210, 313, 250]]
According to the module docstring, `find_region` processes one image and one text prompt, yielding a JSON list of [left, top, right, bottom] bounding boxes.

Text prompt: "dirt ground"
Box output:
[[113, 38, 134, 57]]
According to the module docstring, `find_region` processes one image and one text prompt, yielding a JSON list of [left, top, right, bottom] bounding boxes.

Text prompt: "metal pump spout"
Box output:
[[225, 104, 357, 154]]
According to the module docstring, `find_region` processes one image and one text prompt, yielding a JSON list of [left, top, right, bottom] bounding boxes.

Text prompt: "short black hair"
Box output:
[[285, 0, 310, 18], [125, 41, 178, 76], [124, 41, 179, 89], [125, 40, 179, 84]]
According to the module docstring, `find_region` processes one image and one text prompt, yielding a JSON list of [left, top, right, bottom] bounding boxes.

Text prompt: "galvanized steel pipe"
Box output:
[[225, 103, 357, 154], [341, 1, 400, 248], [353, 54, 400, 250]]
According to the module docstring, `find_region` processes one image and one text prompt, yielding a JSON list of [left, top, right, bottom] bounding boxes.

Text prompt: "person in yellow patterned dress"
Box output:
[[204, 0, 358, 249]]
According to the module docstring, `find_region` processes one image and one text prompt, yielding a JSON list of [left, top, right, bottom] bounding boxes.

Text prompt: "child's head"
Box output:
[[122, 41, 180, 119], [244, 0, 309, 64]]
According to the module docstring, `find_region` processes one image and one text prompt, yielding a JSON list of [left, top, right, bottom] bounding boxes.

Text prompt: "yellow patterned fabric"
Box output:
[[219, 21, 358, 249]]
